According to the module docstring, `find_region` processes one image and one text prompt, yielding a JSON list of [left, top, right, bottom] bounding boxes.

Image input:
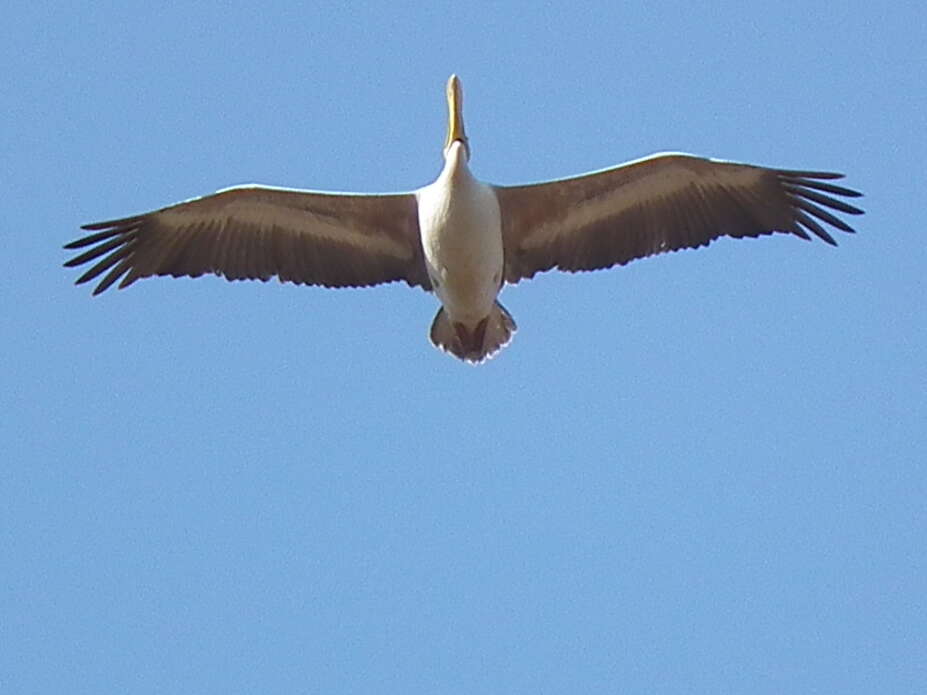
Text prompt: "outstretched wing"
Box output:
[[65, 185, 431, 294], [496, 153, 863, 283]]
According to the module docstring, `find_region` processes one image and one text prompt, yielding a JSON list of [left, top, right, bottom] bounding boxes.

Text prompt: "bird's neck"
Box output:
[[441, 141, 472, 183]]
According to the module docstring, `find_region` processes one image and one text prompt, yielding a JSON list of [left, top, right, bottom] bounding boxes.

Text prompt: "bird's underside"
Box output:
[[65, 76, 863, 364]]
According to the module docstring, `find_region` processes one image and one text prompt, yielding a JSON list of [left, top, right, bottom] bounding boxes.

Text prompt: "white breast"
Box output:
[[417, 144, 503, 322]]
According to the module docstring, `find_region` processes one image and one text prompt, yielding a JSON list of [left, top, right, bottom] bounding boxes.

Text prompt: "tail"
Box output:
[[429, 301, 517, 364]]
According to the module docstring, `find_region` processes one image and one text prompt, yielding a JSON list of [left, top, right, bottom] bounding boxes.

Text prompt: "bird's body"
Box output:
[[66, 75, 863, 363], [420, 141, 503, 322], [418, 139, 514, 360]]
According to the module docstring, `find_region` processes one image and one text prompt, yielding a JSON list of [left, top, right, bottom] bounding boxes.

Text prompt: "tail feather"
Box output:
[[430, 301, 517, 364]]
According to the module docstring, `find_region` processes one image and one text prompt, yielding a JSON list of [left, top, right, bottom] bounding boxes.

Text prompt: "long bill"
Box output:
[[444, 74, 469, 158]]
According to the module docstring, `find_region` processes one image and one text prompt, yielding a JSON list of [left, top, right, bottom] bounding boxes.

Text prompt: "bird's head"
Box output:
[[443, 74, 470, 162]]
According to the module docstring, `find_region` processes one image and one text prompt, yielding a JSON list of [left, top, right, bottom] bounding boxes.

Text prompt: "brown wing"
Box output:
[[496, 153, 863, 284], [64, 186, 431, 295]]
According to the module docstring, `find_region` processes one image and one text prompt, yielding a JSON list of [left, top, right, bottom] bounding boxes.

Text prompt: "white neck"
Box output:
[[442, 140, 471, 181]]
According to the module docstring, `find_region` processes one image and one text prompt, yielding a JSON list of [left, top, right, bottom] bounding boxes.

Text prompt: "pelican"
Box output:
[[65, 75, 863, 363]]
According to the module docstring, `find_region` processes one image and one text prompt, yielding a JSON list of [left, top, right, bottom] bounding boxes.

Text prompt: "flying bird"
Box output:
[[65, 75, 863, 363]]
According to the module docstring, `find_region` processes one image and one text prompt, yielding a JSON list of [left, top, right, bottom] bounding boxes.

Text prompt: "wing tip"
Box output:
[[777, 169, 846, 180], [80, 215, 142, 231]]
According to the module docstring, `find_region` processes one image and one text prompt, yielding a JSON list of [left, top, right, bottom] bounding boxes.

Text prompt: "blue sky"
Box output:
[[3, 2, 924, 693]]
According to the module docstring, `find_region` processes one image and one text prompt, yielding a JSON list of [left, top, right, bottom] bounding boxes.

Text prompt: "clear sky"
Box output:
[[3, 2, 924, 693]]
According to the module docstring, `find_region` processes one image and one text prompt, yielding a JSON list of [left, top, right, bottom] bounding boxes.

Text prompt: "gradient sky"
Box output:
[[3, 2, 925, 693]]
